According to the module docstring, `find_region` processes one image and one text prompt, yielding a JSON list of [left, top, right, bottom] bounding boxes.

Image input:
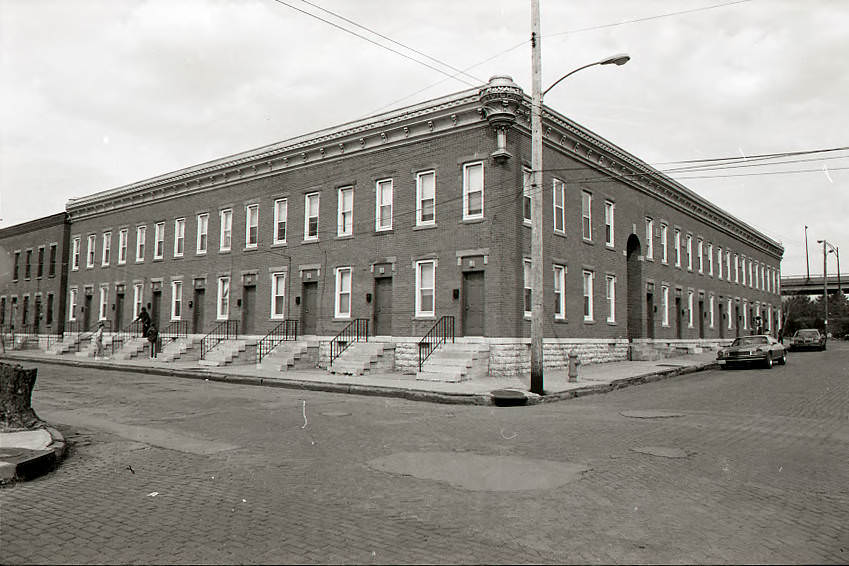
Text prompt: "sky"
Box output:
[[1, 0, 847, 278]]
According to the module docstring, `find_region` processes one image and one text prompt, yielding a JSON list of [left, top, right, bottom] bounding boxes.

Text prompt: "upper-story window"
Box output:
[[337, 187, 353, 237], [174, 218, 185, 257], [197, 213, 209, 254], [270, 272, 286, 319], [304, 193, 320, 241], [462, 162, 484, 220], [606, 275, 616, 323], [604, 201, 615, 247], [136, 226, 146, 262], [645, 218, 654, 259], [71, 237, 81, 271], [660, 223, 668, 264], [583, 270, 594, 322], [726, 250, 732, 281], [522, 168, 532, 224], [581, 191, 592, 241], [49, 244, 57, 276], [273, 199, 287, 244], [37, 247, 44, 278], [706, 243, 713, 275], [24, 249, 31, 279], [220, 209, 232, 251], [523, 259, 533, 317], [171, 281, 183, 320], [245, 205, 259, 248], [154, 222, 165, 259], [674, 229, 681, 267], [553, 179, 566, 234], [740, 256, 747, 286], [748, 260, 753, 288], [416, 171, 436, 226], [734, 253, 739, 283], [686, 234, 693, 271], [375, 179, 393, 232], [717, 247, 723, 279], [118, 229, 128, 265], [12, 252, 19, 280], [102, 232, 111, 266], [86, 235, 96, 268], [697, 239, 704, 273]]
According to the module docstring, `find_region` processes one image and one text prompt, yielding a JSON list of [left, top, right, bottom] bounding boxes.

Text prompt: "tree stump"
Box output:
[[0, 362, 42, 430]]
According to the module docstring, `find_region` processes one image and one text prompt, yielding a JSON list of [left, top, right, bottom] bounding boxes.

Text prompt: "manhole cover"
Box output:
[[620, 410, 685, 419], [490, 389, 528, 407], [631, 446, 691, 459]]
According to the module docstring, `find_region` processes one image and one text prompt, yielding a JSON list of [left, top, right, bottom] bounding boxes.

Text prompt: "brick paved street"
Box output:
[[2, 344, 848, 564]]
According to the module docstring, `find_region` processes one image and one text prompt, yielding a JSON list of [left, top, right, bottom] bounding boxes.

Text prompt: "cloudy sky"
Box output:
[[1, 0, 847, 277]]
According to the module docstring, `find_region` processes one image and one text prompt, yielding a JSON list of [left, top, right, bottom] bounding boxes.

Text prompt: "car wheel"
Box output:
[[764, 353, 773, 369], [779, 352, 787, 365]]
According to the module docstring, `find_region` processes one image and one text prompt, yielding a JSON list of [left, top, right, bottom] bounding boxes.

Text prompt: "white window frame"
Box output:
[[133, 283, 143, 319], [217, 276, 230, 320], [375, 179, 393, 232], [171, 280, 183, 321], [686, 235, 693, 271], [196, 213, 209, 255], [219, 209, 232, 252], [118, 229, 128, 265], [606, 275, 616, 323], [687, 291, 694, 328], [154, 222, 165, 260], [522, 168, 532, 225], [734, 254, 739, 283], [136, 226, 146, 263], [645, 218, 654, 260], [748, 260, 753, 288], [334, 267, 352, 319], [581, 191, 592, 241], [337, 186, 353, 237], [660, 224, 669, 264], [101, 232, 111, 266], [416, 170, 436, 226], [661, 286, 670, 327], [674, 229, 681, 267], [709, 295, 715, 328], [68, 288, 78, 321], [86, 235, 96, 268], [523, 260, 533, 318], [553, 179, 566, 234], [71, 237, 81, 271], [273, 199, 287, 244], [717, 247, 723, 279], [270, 272, 286, 319], [99, 285, 108, 321], [726, 251, 732, 281], [583, 270, 594, 322], [245, 205, 259, 249], [304, 193, 319, 241], [415, 260, 436, 318], [174, 218, 185, 257], [462, 161, 484, 220], [604, 201, 615, 248], [742, 302, 748, 330], [697, 239, 704, 274], [728, 299, 734, 330], [707, 243, 713, 276], [553, 264, 566, 320]]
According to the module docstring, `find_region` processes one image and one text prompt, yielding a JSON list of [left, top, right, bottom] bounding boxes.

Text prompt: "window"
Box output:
[[68, 289, 77, 321], [136, 226, 146, 262], [335, 267, 352, 318], [604, 201, 615, 247], [37, 247, 44, 278], [375, 179, 393, 231], [171, 281, 182, 320], [553, 264, 566, 320], [553, 179, 566, 234], [245, 205, 258, 248], [727, 299, 733, 330], [645, 218, 654, 259], [661, 286, 670, 327], [24, 250, 31, 279], [463, 162, 484, 220], [71, 237, 81, 271], [196, 213, 209, 254], [415, 260, 435, 317], [707, 243, 713, 276], [523, 260, 533, 317], [49, 244, 57, 276], [686, 235, 693, 271], [273, 199, 287, 244], [660, 224, 669, 263], [606, 275, 616, 323], [709, 295, 715, 328], [102, 232, 111, 266], [698, 240, 704, 274], [13, 252, 19, 280], [217, 277, 230, 320], [717, 247, 723, 279], [271, 272, 286, 319], [46, 294, 54, 326], [742, 302, 748, 330], [99, 285, 108, 321], [581, 191, 592, 241], [133, 284, 143, 319], [726, 251, 731, 281], [522, 168, 532, 224], [748, 260, 753, 288], [687, 291, 694, 328], [674, 230, 681, 267], [734, 254, 739, 283], [86, 235, 96, 268], [154, 222, 165, 259], [416, 170, 436, 225], [118, 229, 128, 264], [0, 297, 4, 326], [219, 209, 232, 251], [337, 187, 353, 237], [174, 218, 185, 257], [583, 270, 594, 321], [304, 193, 319, 241]]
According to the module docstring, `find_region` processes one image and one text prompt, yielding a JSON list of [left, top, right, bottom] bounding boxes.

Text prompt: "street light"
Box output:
[[529, 0, 629, 394], [817, 239, 839, 337]]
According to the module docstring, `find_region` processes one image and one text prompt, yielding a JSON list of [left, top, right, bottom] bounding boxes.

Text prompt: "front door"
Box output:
[[301, 282, 318, 335], [462, 271, 485, 336], [192, 289, 205, 334], [115, 293, 125, 331], [241, 285, 255, 335], [373, 277, 393, 336], [698, 299, 705, 338], [646, 292, 655, 340], [83, 294, 93, 330], [151, 291, 162, 330], [675, 297, 682, 339], [34, 297, 42, 333], [719, 301, 726, 338], [735, 305, 741, 337]]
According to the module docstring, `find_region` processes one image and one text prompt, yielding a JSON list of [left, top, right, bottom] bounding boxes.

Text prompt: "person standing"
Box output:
[[147, 324, 158, 359], [94, 321, 104, 359], [136, 306, 151, 337]]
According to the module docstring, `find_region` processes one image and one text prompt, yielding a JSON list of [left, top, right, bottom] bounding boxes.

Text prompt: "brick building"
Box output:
[[1, 76, 783, 374]]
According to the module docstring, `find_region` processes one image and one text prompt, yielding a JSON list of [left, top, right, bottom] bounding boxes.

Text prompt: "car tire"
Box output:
[[779, 352, 787, 365], [764, 353, 773, 369]]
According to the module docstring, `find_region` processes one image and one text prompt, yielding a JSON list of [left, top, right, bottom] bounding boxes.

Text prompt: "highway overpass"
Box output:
[[781, 275, 845, 296]]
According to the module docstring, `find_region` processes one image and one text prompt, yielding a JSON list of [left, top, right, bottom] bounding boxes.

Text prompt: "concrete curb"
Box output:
[[0, 353, 718, 407], [0, 425, 67, 483]]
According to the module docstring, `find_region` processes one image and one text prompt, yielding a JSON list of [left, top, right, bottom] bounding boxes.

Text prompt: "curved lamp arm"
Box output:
[[543, 53, 631, 97]]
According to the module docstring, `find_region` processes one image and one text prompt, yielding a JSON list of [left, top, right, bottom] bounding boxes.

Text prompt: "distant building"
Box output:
[[1, 76, 783, 374]]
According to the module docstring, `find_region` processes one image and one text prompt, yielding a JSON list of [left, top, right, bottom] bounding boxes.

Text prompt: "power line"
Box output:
[[654, 145, 849, 165]]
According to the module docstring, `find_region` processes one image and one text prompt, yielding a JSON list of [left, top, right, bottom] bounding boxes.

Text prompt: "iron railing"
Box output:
[[329, 318, 369, 366], [10, 324, 36, 350], [418, 315, 454, 371], [200, 320, 239, 360], [111, 320, 145, 355], [161, 320, 189, 341], [256, 320, 299, 364]]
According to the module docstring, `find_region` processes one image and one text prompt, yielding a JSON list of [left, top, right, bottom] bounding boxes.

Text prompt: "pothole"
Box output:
[[620, 410, 685, 419]]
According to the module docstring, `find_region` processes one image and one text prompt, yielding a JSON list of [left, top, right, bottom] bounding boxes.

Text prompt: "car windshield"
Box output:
[[732, 336, 768, 347], [794, 330, 820, 338]]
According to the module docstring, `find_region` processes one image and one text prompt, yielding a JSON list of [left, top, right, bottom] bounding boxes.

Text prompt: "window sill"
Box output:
[[606, 320, 617, 326], [335, 235, 353, 241], [302, 239, 319, 245], [583, 319, 596, 325], [460, 217, 484, 224], [554, 231, 567, 239], [219, 250, 231, 254], [196, 251, 208, 256], [374, 228, 394, 235], [414, 315, 436, 321], [554, 317, 568, 324], [523, 220, 532, 227], [413, 224, 437, 231], [605, 244, 616, 251], [243, 247, 258, 252], [582, 238, 594, 246], [332, 316, 352, 322]]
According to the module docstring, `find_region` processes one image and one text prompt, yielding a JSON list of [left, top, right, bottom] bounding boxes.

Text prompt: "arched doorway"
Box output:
[[626, 234, 643, 340]]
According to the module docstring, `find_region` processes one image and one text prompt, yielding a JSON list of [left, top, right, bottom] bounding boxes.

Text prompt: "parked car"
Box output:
[[788, 328, 827, 351], [717, 335, 787, 369]]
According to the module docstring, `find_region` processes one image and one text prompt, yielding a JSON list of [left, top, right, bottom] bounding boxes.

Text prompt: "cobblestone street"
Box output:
[[2, 344, 848, 564]]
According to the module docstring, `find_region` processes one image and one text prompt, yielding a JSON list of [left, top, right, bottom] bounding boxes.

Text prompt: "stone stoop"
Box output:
[[256, 341, 318, 372], [113, 337, 150, 360], [327, 342, 394, 376], [73, 335, 117, 358], [46, 334, 81, 355], [157, 337, 201, 363], [416, 343, 490, 383], [197, 339, 253, 367]]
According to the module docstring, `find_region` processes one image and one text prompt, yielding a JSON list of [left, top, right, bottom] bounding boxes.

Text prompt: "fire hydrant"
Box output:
[[568, 352, 581, 383]]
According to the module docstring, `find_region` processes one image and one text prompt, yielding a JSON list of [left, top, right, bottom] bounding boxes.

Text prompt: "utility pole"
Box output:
[[804, 225, 810, 281], [822, 240, 829, 336], [529, 0, 545, 394]]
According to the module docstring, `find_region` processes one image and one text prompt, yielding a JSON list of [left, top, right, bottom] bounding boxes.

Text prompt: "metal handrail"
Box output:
[[418, 316, 455, 371], [161, 320, 189, 341], [200, 320, 239, 359], [256, 320, 299, 364], [329, 318, 369, 366], [111, 320, 145, 355]]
